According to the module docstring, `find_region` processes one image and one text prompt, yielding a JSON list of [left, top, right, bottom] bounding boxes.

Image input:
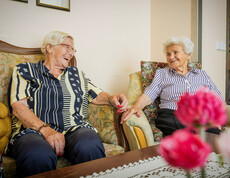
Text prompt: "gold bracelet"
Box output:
[[38, 123, 50, 132]]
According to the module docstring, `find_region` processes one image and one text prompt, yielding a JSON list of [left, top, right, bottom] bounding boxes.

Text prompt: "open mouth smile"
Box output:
[[64, 57, 70, 61], [170, 60, 178, 63]]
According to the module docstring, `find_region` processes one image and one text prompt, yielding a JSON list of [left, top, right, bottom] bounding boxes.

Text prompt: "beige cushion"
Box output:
[[127, 71, 143, 106]]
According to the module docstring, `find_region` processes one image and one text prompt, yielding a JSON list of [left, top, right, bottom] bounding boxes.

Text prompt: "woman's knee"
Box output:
[[65, 128, 105, 164], [16, 150, 57, 177], [19, 144, 57, 165], [13, 133, 57, 176], [76, 136, 104, 153], [72, 129, 104, 154]]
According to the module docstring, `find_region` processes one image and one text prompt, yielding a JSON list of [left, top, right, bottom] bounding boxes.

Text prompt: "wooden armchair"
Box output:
[[0, 40, 129, 177]]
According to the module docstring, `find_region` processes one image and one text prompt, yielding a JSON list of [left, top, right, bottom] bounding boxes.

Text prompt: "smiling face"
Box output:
[[47, 37, 75, 70], [166, 44, 191, 74], [54, 37, 75, 69]]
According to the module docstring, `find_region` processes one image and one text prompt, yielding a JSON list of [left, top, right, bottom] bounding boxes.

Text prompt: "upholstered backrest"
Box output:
[[0, 51, 44, 107], [127, 71, 143, 106]]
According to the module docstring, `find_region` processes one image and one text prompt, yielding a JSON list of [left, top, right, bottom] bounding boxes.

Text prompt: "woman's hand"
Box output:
[[92, 92, 129, 113], [120, 105, 142, 124], [109, 94, 129, 113], [12, 100, 66, 156], [120, 94, 152, 124], [40, 127, 65, 157]]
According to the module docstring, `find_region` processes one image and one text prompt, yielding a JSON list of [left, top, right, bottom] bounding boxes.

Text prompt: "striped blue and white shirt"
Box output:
[[10, 60, 102, 144], [144, 67, 223, 110]]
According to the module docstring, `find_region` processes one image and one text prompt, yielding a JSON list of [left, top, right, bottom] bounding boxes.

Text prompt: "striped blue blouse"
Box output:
[[144, 67, 223, 110], [9, 60, 102, 146]]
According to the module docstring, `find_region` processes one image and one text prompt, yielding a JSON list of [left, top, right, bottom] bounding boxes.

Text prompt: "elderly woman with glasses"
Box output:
[[8, 31, 128, 177], [121, 36, 223, 137]]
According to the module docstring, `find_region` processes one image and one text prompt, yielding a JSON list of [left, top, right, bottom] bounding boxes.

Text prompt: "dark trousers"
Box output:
[[11, 128, 105, 177], [155, 108, 221, 137]]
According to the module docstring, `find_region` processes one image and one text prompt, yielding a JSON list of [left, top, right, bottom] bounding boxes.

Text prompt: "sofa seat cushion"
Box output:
[[103, 143, 125, 156]]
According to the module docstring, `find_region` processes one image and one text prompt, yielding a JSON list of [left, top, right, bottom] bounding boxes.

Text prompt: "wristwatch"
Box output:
[[38, 123, 50, 132]]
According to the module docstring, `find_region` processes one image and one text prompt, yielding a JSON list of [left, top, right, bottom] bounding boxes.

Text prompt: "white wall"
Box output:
[[0, 0, 150, 95], [0, 0, 227, 99], [150, 0, 192, 62], [202, 0, 226, 97], [150, 0, 227, 99]]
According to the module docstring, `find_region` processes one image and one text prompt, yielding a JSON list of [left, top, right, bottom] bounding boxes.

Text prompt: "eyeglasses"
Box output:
[[59, 43, 77, 53]]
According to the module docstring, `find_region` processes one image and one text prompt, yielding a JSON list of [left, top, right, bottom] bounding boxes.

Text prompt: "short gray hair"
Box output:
[[41, 31, 74, 55], [163, 36, 194, 55]]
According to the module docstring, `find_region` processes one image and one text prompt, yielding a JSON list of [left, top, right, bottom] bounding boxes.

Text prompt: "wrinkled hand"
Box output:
[[120, 105, 142, 124], [40, 127, 65, 157], [109, 94, 129, 113]]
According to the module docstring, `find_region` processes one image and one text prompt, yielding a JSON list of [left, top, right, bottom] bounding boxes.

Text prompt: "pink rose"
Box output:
[[217, 128, 230, 159], [174, 87, 227, 128], [158, 129, 212, 169]]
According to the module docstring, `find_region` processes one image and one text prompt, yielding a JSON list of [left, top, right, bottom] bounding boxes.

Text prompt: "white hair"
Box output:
[[41, 31, 74, 55], [163, 36, 194, 55]]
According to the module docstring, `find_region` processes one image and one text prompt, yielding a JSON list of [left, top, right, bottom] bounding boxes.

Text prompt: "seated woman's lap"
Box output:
[[11, 133, 57, 177], [64, 127, 105, 164], [11, 128, 105, 177], [156, 108, 221, 137], [156, 108, 185, 137]]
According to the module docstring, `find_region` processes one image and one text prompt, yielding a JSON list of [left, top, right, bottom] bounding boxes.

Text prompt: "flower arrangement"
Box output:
[[158, 87, 227, 177], [174, 88, 227, 129], [159, 129, 212, 169]]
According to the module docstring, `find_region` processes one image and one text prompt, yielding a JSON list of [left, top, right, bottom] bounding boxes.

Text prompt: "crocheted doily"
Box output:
[[82, 152, 230, 178]]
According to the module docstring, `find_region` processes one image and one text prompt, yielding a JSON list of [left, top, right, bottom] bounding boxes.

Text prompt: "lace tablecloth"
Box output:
[[82, 152, 230, 178]]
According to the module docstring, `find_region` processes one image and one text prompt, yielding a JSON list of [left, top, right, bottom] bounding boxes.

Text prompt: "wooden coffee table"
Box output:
[[29, 133, 218, 178]]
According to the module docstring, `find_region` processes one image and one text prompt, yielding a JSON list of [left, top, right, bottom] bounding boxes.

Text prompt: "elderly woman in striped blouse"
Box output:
[[8, 31, 128, 177], [121, 36, 222, 137]]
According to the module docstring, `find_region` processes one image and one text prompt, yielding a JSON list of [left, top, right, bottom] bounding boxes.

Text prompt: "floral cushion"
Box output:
[[103, 143, 125, 157], [87, 104, 119, 145], [127, 71, 143, 106], [0, 52, 44, 107], [140, 61, 202, 141]]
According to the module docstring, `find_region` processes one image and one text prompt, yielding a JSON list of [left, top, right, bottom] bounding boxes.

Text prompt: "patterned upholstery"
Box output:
[[127, 71, 143, 106], [0, 52, 44, 107], [0, 48, 126, 177], [87, 104, 119, 145], [140, 61, 202, 142]]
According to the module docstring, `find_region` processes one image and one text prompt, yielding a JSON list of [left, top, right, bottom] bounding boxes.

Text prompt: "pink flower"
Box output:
[[217, 128, 230, 159], [158, 129, 212, 169], [174, 87, 227, 128]]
